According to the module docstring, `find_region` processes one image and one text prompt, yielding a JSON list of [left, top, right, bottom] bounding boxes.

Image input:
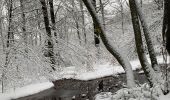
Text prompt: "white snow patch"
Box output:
[[159, 93, 170, 100], [95, 92, 113, 100], [51, 55, 168, 81], [0, 82, 53, 100], [138, 70, 144, 74]]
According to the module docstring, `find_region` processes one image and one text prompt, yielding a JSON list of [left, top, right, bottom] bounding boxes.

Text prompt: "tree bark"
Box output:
[[129, 0, 164, 87], [135, 0, 160, 72], [20, 0, 28, 53], [92, 0, 100, 47], [40, 0, 56, 70], [119, 0, 124, 34], [99, 0, 105, 30], [36, 9, 41, 45], [163, 0, 170, 54], [72, 0, 81, 45], [7, 0, 14, 47], [0, 1, 5, 52], [79, 0, 86, 44], [48, 0, 57, 37], [82, 0, 135, 88]]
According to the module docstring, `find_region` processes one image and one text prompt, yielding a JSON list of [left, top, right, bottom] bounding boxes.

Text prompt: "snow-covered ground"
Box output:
[[0, 82, 53, 100], [159, 93, 170, 100], [57, 55, 169, 81], [0, 55, 169, 100]]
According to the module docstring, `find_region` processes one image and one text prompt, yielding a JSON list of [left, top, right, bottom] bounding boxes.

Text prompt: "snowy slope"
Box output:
[[0, 82, 53, 100]]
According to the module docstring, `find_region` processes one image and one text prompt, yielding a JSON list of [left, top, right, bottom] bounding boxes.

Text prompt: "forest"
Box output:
[[0, 0, 170, 100]]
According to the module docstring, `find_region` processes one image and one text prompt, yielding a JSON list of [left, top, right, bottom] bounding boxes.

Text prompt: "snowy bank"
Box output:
[[0, 82, 53, 100], [0, 55, 168, 99]]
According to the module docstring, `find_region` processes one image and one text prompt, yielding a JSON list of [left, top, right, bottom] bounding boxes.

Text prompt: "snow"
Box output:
[[96, 84, 163, 100], [95, 92, 113, 100], [0, 82, 53, 100], [0, 55, 168, 99], [159, 93, 170, 100], [64, 55, 169, 81]]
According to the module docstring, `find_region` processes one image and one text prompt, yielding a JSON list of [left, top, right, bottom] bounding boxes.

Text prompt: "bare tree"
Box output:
[[40, 0, 56, 70], [72, 0, 81, 45], [129, 0, 157, 86], [92, 0, 100, 47], [20, 0, 27, 53], [99, 0, 105, 30], [82, 0, 135, 88], [79, 0, 86, 44], [163, 0, 170, 54], [118, 0, 124, 34], [135, 0, 160, 72], [129, 0, 169, 94], [7, 0, 14, 47]]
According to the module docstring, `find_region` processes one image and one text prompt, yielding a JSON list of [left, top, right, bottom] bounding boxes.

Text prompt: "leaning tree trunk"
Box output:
[[135, 0, 160, 72], [82, 0, 135, 88], [129, 0, 167, 92], [40, 0, 56, 70]]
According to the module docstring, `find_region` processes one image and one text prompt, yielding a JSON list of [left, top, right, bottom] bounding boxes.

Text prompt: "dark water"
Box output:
[[13, 88, 82, 100], [13, 70, 147, 100]]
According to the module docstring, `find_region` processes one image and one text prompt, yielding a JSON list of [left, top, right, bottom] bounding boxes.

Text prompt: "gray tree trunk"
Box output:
[[82, 0, 135, 88], [72, 0, 81, 45], [7, 0, 14, 47], [92, 0, 100, 47], [79, 0, 86, 44], [40, 0, 56, 70], [129, 0, 164, 87], [135, 0, 160, 72], [20, 0, 28, 54], [99, 0, 105, 30]]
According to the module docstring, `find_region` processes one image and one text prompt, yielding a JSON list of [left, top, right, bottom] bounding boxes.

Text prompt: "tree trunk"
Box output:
[[72, 0, 81, 45], [49, 0, 64, 66], [162, 0, 170, 94], [99, 0, 105, 30], [7, 0, 14, 47], [0, 0, 5, 93], [135, 0, 160, 72], [92, 0, 100, 47], [118, 0, 124, 34], [79, 0, 86, 44], [5, 0, 14, 68], [48, 0, 57, 37], [82, 0, 135, 88], [163, 0, 170, 54], [129, 0, 164, 87], [36, 9, 41, 45], [0, 0, 5, 52], [40, 0, 56, 70], [20, 0, 28, 53]]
